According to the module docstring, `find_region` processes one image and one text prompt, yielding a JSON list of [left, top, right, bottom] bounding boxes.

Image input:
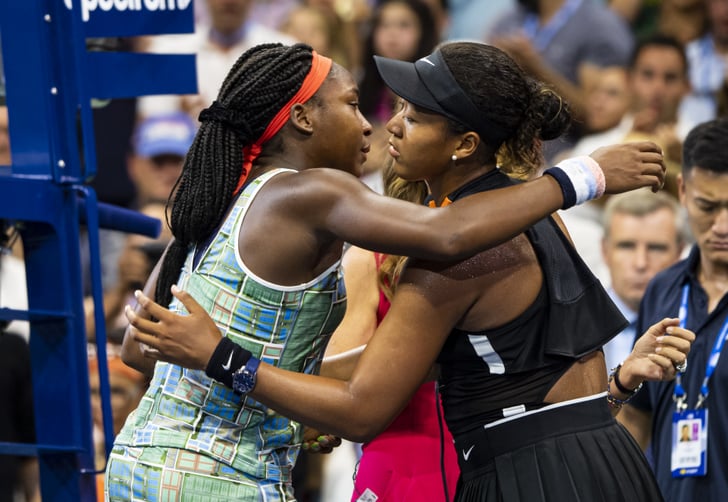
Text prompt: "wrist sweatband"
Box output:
[[544, 156, 606, 209], [206, 337, 252, 388]]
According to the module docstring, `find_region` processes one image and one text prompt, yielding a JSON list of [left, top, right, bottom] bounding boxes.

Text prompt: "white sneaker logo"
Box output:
[[462, 445, 475, 461], [221, 351, 234, 371]]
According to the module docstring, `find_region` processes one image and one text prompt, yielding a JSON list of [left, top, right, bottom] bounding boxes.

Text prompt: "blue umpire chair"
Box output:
[[0, 2, 196, 499]]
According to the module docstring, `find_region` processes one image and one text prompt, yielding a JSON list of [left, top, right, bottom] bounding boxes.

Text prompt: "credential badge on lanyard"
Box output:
[[671, 284, 728, 477]]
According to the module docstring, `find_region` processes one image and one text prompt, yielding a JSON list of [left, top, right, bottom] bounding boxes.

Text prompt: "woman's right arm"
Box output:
[[313, 142, 665, 262]]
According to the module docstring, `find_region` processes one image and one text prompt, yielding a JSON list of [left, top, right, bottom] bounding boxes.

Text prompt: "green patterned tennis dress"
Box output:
[[107, 169, 346, 501]]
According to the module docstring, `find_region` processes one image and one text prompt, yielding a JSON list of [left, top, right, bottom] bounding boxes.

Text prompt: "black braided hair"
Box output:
[[155, 43, 316, 308]]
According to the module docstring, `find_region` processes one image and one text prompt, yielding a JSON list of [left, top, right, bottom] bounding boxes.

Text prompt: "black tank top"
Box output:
[[433, 169, 627, 435]]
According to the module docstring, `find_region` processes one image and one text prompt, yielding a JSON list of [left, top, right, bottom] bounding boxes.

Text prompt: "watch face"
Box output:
[[233, 370, 255, 394], [232, 358, 260, 395]]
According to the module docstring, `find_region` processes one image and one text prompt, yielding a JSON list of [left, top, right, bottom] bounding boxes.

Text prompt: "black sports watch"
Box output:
[[232, 356, 261, 395]]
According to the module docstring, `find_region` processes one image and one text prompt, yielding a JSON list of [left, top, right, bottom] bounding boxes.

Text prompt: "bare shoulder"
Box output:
[[255, 168, 374, 216], [267, 168, 369, 195], [237, 169, 370, 284], [403, 234, 542, 330], [409, 233, 536, 279]]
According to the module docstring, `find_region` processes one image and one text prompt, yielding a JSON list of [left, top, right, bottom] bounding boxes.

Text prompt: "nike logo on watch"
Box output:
[[462, 445, 475, 461], [221, 351, 234, 371]]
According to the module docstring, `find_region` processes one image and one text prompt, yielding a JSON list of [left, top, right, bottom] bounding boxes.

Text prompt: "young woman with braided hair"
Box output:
[[116, 42, 668, 501]]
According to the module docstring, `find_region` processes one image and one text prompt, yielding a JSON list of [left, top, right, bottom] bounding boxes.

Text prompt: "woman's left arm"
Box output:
[[608, 317, 695, 416], [125, 260, 466, 442]]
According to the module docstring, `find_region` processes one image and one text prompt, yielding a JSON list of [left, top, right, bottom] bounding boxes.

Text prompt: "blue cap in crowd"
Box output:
[[133, 113, 197, 158]]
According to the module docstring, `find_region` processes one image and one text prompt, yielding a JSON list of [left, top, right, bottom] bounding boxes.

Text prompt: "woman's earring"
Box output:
[[451, 154, 457, 162]]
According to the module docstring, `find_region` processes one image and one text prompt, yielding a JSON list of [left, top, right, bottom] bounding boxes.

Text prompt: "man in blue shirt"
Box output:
[[620, 117, 728, 501]]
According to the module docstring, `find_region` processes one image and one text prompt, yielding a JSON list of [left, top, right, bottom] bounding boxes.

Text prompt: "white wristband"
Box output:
[[544, 156, 606, 209]]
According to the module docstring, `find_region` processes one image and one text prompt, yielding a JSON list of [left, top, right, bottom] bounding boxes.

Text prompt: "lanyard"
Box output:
[[699, 36, 714, 95], [674, 283, 728, 411], [522, 0, 582, 52]]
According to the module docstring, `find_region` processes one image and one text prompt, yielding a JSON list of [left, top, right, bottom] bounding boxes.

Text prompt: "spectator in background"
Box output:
[[304, 0, 373, 76], [0, 111, 27, 339], [248, 0, 300, 30], [558, 35, 690, 280], [619, 117, 728, 502], [445, 0, 513, 42], [127, 112, 197, 208], [562, 36, 691, 190], [359, 0, 440, 93], [359, 0, 440, 124], [488, 0, 634, 161], [568, 66, 633, 157], [601, 189, 687, 374], [137, 0, 297, 121], [655, 0, 708, 44], [0, 40, 5, 99], [609, 0, 707, 45], [91, 97, 138, 208], [280, 4, 350, 68], [622, 34, 691, 198], [680, 0, 728, 127], [357, 0, 439, 191]]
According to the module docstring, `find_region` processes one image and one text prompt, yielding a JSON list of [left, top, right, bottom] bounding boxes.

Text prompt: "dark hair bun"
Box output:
[[529, 84, 572, 141]]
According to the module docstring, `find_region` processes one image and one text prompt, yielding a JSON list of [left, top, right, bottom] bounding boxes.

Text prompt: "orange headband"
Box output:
[[235, 51, 333, 195]]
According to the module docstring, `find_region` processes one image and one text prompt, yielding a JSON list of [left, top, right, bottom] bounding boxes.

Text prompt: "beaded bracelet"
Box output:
[[614, 364, 643, 395], [606, 364, 644, 409]]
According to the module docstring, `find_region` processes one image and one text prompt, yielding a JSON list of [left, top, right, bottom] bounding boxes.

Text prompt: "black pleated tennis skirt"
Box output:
[[452, 394, 663, 502]]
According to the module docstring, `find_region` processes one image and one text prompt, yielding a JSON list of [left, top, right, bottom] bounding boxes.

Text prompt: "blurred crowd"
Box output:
[[1, 0, 727, 500]]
